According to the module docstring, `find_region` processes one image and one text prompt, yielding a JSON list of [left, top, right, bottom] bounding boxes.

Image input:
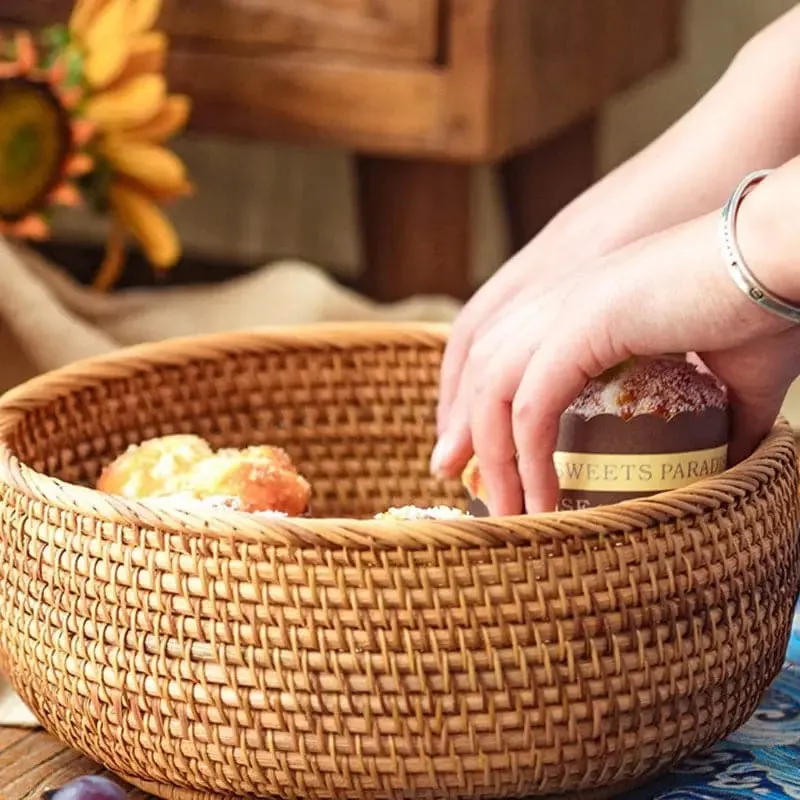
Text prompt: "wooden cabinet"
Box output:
[[2, 0, 685, 300], [159, 1, 441, 63]]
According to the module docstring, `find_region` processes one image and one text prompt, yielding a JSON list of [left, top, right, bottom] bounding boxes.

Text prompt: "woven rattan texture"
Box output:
[[0, 325, 796, 800]]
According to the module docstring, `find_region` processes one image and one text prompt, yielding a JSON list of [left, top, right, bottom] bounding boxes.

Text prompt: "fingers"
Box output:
[[434, 270, 609, 513], [469, 366, 526, 516], [512, 341, 593, 513], [438, 308, 481, 435], [430, 371, 474, 479], [727, 390, 786, 464], [432, 304, 536, 482], [437, 261, 527, 435], [703, 328, 800, 464]]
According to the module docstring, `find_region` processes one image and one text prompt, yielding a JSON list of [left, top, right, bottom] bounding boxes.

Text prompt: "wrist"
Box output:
[[733, 164, 800, 307]]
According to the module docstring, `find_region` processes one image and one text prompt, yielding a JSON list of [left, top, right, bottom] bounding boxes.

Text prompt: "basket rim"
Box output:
[[0, 323, 794, 549]]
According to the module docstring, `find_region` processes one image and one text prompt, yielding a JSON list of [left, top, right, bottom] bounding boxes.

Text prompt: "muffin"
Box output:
[[465, 355, 729, 514]]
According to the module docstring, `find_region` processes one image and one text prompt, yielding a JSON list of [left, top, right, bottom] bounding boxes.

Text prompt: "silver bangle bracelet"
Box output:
[[719, 169, 800, 325]]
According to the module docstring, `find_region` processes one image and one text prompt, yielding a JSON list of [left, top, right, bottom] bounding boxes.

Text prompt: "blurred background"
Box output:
[[0, 0, 795, 301], [33, 0, 791, 292]]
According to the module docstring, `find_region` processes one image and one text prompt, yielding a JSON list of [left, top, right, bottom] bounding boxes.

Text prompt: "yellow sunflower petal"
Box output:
[[83, 0, 132, 51], [83, 39, 133, 89], [109, 183, 180, 267], [69, 0, 110, 39], [122, 94, 190, 142], [110, 31, 166, 86], [9, 215, 50, 240], [129, 0, 164, 34], [71, 119, 97, 147], [100, 136, 188, 193], [84, 74, 166, 129], [66, 153, 94, 176], [14, 32, 37, 74], [47, 57, 67, 85], [116, 176, 193, 205], [48, 183, 83, 207], [56, 85, 84, 109]]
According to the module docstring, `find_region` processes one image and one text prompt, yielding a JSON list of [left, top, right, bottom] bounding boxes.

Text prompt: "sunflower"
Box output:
[[0, 31, 93, 241], [67, 0, 192, 289]]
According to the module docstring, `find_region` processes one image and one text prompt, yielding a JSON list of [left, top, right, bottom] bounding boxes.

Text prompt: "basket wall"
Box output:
[[0, 326, 795, 800]]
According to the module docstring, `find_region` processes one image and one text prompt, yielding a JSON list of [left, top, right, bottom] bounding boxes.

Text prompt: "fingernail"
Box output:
[[430, 435, 453, 477]]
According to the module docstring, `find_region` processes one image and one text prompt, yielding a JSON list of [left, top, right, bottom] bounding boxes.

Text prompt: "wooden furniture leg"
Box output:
[[501, 116, 599, 251], [356, 156, 472, 302]]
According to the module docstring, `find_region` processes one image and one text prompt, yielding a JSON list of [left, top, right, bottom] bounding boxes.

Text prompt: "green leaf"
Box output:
[[63, 47, 85, 87], [42, 24, 71, 56]]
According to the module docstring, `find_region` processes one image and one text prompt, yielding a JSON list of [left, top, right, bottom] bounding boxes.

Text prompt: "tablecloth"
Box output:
[[622, 599, 800, 799]]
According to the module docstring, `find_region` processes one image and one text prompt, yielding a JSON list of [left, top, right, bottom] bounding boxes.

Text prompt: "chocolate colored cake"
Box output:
[[465, 355, 730, 514]]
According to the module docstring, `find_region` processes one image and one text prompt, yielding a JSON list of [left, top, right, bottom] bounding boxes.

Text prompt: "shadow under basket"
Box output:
[[0, 324, 797, 800]]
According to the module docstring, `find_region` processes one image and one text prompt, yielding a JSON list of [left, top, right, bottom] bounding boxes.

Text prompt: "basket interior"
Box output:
[[8, 336, 468, 518]]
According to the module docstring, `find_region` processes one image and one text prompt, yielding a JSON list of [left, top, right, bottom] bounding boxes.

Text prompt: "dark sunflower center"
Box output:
[[0, 78, 72, 221], [5, 123, 42, 180]]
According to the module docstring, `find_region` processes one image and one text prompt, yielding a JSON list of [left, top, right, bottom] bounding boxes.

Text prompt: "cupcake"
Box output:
[[465, 355, 729, 514]]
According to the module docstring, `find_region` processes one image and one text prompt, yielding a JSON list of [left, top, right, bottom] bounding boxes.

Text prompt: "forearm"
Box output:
[[541, 5, 800, 260]]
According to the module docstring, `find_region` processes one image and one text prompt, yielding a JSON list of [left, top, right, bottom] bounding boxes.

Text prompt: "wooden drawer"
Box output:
[[3, 0, 441, 64], [0, 0, 683, 161], [160, 0, 441, 64]]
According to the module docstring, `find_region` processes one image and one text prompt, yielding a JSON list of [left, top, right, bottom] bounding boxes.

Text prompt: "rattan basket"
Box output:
[[0, 323, 797, 800]]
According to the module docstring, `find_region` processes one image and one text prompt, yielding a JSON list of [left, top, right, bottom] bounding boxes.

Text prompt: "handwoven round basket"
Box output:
[[0, 323, 797, 800]]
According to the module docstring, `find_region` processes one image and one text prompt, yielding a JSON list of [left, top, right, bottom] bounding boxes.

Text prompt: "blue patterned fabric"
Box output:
[[621, 600, 800, 799]]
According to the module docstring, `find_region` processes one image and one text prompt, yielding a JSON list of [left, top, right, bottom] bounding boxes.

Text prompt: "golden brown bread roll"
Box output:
[[97, 436, 311, 516], [179, 447, 310, 516], [97, 434, 213, 498]]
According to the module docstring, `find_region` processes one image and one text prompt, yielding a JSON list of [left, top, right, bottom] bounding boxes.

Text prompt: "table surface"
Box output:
[[1, 603, 798, 800]]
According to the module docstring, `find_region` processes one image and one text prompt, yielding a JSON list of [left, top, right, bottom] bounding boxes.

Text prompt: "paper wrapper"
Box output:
[[467, 407, 729, 515]]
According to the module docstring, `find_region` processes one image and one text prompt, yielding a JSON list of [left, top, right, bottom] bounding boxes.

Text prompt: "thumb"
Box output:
[[727, 388, 787, 464], [701, 329, 800, 464]]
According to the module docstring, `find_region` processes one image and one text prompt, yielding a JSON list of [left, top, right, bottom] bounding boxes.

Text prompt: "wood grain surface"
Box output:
[[0, 0, 682, 160], [0, 728, 150, 799]]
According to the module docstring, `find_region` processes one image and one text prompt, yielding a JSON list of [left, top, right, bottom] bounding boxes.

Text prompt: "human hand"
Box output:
[[436, 233, 594, 438], [432, 192, 800, 515], [437, 12, 800, 456]]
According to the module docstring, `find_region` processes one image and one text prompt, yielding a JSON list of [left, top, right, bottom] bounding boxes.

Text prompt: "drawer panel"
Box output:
[[163, 0, 441, 63], [2, 0, 442, 64]]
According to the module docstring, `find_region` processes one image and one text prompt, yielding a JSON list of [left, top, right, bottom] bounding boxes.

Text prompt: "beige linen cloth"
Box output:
[[0, 237, 460, 727], [1, 237, 799, 728]]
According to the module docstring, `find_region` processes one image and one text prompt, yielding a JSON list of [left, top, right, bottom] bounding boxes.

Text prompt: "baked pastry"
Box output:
[[98, 436, 311, 516], [461, 457, 486, 515], [97, 434, 212, 498], [178, 446, 310, 516], [464, 355, 729, 514], [375, 505, 468, 521], [156, 492, 289, 518]]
